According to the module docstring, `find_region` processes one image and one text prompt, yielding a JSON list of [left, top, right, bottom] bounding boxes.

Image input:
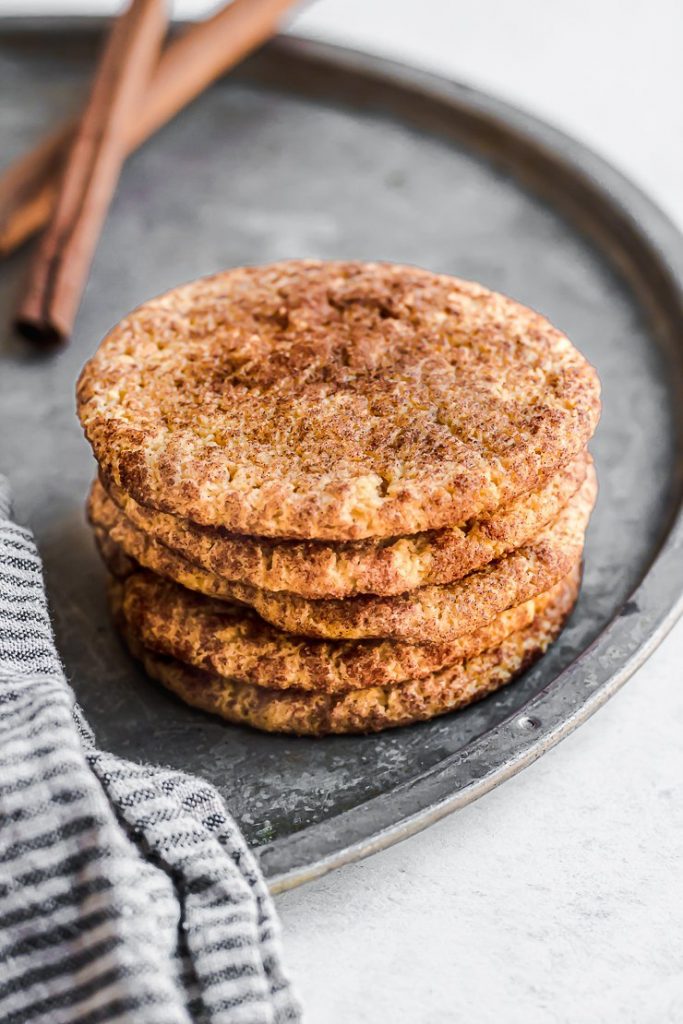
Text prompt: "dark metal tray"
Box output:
[[2, 19, 683, 892]]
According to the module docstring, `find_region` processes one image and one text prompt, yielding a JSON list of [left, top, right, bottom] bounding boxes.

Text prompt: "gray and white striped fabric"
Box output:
[[0, 475, 300, 1024]]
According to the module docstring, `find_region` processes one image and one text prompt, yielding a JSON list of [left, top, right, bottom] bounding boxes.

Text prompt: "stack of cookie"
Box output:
[[77, 261, 600, 736]]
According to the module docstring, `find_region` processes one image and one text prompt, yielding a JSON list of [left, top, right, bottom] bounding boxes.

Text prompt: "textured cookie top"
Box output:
[[77, 261, 601, 540]]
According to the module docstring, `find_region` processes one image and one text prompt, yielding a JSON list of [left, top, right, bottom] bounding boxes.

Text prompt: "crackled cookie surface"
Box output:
[[94, 453, 588, 598], [110, 567, 579, 693], [116, 569, 580, 735], [92, 465, 595, 643], [78, 261, 600, 540]]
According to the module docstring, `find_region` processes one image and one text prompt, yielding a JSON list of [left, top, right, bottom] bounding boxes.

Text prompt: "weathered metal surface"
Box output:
[[1, 20, 682, 891]]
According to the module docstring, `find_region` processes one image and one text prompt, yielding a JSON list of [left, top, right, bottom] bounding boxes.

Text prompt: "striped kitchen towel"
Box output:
[[0, 474, 300, 1024]]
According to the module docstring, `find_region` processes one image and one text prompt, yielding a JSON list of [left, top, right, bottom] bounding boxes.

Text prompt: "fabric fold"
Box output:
[[0, 475, 300, 1024]]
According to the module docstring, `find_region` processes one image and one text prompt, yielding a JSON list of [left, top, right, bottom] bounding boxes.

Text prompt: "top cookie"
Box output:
[[77, 261, 600, 540]]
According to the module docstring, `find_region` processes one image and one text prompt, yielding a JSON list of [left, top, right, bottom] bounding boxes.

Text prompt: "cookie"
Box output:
[[91, 466, 595, 643], [111, 566, 579, 693], [78, 261, 600, 540], [117, 569, 580, 735], [97, 453, 588, 598]]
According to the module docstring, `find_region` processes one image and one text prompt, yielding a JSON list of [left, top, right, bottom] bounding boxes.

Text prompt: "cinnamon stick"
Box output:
[[14, 0, 168, 345], [0, 0, 301, 261], [0, 127, 71, 258]]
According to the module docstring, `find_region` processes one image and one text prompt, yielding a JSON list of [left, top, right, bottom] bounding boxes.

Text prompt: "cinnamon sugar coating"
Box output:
[[78, 261, 600, 540], [111, 567, 578, 693], [95, 452, 588, 598], [115, 569, 580, 735], [91, 465, 596, 643]]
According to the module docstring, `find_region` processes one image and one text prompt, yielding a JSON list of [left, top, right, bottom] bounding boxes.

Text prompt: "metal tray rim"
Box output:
[[4, 19, 683, 893]]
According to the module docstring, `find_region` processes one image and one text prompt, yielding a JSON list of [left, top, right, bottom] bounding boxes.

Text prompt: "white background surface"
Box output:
[[7, 2, 683, 1021]]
